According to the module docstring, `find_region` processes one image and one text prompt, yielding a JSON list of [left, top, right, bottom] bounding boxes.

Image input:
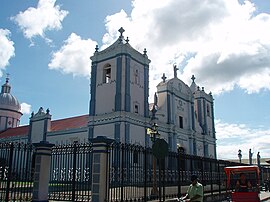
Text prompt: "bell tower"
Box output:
[[89, 28, 151, 144]]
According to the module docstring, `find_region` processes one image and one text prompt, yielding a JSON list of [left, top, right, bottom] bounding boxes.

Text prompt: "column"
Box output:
[[32, 141, 54, 202], [91, 136, 114, 202]]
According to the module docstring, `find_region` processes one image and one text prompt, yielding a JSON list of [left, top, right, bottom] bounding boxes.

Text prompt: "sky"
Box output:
[[1, 0, 270, 160]]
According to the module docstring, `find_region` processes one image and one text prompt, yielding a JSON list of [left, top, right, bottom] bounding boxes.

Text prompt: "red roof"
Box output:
[[0, 125, 29, 139], [51, 114, 89, 131], [0, 114, 89, 139]]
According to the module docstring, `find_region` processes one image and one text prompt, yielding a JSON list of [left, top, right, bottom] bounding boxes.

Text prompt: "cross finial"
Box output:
[[6, 73, 10, 83], [95, 45, 99, 52], [161, 73, 167, 82], [191, 75, 196, 83], [118, 27, 125, 37], [125, 37, 129, 43], [173, 64, 179, 78], [143, 48, 147, 56]]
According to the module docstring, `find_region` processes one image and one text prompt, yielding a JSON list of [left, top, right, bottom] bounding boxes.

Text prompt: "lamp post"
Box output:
[[148, 122, 160, 197], [238, 149, 242, 163], [148, 92, 160, 197]]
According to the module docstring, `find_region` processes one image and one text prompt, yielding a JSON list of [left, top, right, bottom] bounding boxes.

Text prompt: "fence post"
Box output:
[[32, 141, 54, 202], [91, 136, 114, 202]]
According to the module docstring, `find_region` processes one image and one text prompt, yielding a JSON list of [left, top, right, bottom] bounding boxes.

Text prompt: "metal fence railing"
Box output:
[[48, 142, 93, 201], [0, 142, 35, 202], [107, 142, 246, 202]]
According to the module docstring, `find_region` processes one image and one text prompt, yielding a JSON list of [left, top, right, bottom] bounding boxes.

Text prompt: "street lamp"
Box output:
[[238, 149, 242, 163], [148, 122, 160, 142], [147, 121, 160, 197]]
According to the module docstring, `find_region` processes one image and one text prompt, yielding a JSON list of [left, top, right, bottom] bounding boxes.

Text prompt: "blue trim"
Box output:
[[193, 139, 197, 155], [204, 143, 209, 157], [125, 56, 131, 112], [144, 65, 149, 117], [173, 133, 177, 151], [171, 94, 175, 124], [167, 94, 171, 123], [211, 102, 215, 138], [125, 123, 130, 143], [197, 99, 202, 128], [114, 123, 121, 142], [88, 127, 94, 140], [189, 138, 193, 155], [191, 105, 195, 130], [168, 133, 172, 151], [43, 118, 48, 141], [90, 63, 97, 116], [203, 99, 208, 135], [115, 57, 122, 111], [5, 117, 7, 130], [28, 120, 32, 142]]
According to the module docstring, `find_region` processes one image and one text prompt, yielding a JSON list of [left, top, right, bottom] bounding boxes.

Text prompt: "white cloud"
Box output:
[[101, 0, 270, 98], [48, 33, 97, 77], [20, 102, 31, 114], [0, 29, 15, 76], [11, 0, 68, 45], [216, 119, 270, 160]]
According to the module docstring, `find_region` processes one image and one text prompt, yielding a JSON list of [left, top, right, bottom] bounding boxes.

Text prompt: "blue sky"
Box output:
[[1, 0, 270, 160]]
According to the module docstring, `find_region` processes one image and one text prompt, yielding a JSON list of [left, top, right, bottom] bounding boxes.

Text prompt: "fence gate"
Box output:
[[49, 142, 93, 201], [0, 142, 35, 202]]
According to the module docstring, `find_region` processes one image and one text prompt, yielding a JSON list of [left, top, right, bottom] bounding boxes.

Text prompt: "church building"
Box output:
[[0, 28, 216, 158]]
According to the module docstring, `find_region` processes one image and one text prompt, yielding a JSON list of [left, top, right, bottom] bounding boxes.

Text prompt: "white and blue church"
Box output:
[[0, 28, 217, 158]]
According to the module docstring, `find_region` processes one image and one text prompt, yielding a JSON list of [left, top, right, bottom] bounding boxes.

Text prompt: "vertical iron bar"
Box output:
[[218, 160, 221, 194], [121, 144, 124, 202], [162, 159, 165, 202], [177, 150, 181, 198], [72, 142, 77, 201], [210, 160, 213, 195], [144, 147, 147, 202], [201, 158, 204, 186], [158, 159, 161, 202], [5, 143, 14, 202]]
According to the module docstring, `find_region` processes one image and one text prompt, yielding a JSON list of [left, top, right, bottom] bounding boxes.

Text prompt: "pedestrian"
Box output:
[[182, 174, 203, 202], [235, 173, 252, 192]]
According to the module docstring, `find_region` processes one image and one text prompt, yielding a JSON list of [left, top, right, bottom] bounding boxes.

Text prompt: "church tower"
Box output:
[[0, 77, 22, 131], [190, 75, 216, 158], [88, 28, 151, 145]]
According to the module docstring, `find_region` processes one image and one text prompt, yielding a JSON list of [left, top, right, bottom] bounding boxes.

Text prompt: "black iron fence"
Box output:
[[49, 142, 93, 201], [107, 142, 244, 202], [0, 142, 35, 202], [1, 140, 269, 202]]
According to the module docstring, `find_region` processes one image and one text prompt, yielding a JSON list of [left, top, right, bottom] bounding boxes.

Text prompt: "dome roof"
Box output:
[[0, 78, 21, 112]]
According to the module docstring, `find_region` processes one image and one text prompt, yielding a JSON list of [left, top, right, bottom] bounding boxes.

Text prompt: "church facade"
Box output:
[[0, 28, 216, 158]]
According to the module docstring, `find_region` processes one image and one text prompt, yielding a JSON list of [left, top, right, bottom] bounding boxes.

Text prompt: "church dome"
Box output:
[[0, 78, 21, 112]]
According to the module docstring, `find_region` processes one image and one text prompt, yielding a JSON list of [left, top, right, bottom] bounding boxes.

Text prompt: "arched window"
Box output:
[[103, 64, 111, 83], [207, 104, 210, 116]]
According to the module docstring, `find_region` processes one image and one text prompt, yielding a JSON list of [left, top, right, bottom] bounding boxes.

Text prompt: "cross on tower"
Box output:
[[161, 73, 167, 82], [191, 75, 196, 83], [6, 73, 10, 83]]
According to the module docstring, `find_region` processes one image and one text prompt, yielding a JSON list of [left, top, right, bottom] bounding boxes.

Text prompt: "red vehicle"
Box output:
[[224, 166, 260, 202]]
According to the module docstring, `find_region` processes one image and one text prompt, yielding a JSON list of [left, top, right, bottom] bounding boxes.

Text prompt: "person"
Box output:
[[235, 173, 252, 192], [182, 174, 203, 202]]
